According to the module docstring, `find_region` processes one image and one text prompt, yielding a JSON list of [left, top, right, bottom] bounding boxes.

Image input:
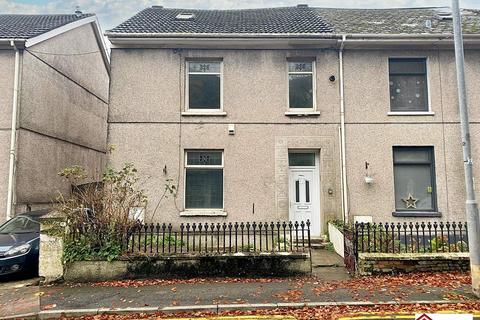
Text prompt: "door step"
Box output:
[[293, 237, 329, 249]]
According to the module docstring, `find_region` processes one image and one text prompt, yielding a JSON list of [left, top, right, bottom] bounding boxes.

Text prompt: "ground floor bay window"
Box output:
[[392, 146, 438, 217], [184, 150, 224, 210]]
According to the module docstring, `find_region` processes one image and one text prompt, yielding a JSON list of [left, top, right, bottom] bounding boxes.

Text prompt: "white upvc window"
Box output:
[[184, 150, 224, 210], [185, 61, 223, 113], [287, 60, 316, 111]]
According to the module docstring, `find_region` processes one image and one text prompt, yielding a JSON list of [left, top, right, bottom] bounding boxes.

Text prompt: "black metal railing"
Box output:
[[124, 220, 311, 255], [71, 220, 311, 255], [354, 221, 469, 255]]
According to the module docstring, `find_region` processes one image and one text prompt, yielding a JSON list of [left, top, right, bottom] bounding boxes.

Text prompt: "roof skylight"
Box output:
[[175, 13, 195, 21]]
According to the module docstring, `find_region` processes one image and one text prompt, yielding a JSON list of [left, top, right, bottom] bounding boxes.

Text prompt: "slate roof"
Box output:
[[107, 6, 480, 37], [0, 14, 94, 39], [107, 6, 333, 35], [316, 7, 480, 34]]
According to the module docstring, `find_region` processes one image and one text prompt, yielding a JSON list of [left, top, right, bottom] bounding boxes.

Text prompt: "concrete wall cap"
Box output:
[[358, 252, 470, 260], [39, 209, 66, 220]]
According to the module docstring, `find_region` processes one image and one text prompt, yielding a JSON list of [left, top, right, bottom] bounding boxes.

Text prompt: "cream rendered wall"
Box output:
[[16, 129, 105, 205], [0, 51, 15, 128], [25, 23, 109, 101], [108, 48, 342, 230], [13, 22, 109, 213], [19, 53, 107, 151], [343, 49, 480, 222], [0, 51, 15, 221]]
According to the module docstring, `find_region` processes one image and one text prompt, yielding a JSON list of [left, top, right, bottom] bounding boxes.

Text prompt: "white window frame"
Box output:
[[183, 150, 225, 213], [287, 60, 317, 112], [387, 56, 433, 116], [185, 61, 224, 114]]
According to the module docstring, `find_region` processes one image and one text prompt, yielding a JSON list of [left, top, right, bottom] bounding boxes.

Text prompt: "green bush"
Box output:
[[63, 234, 123, 263], [143, 234, 185, 247]]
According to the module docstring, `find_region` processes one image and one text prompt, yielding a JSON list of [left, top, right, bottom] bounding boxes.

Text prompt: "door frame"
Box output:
[[287, 149, 321, 236]]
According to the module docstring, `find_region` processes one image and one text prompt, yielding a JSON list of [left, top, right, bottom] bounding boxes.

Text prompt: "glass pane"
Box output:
[[389, 75, 428, 111], [189, 74, 221, 109], [394, 164, 434, 211], [295, 180, 300, 203], [288, 62, 313, 73], [389, 59, 426, 75], [187, 151, 222, 166], [289, 153, 315, 166], [305, 180, 310, 203], [289, 74, 313, 109], [188, 62, 220, 73], [185, 169, 223, 209], [0, 216, 39, 233], [393, 148, 431, 163]]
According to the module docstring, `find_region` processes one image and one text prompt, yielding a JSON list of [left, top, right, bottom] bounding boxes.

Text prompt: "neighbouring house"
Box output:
[[0, 13, 110, 222], [106, 5, 480, 237]]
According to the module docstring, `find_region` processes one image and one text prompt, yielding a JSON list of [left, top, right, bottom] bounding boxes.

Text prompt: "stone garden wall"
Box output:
[[64, 253, 311, 282], [358, 252, 470, 275]]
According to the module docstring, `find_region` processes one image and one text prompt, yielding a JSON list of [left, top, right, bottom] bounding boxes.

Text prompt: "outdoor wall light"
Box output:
[[364, 161, 374, 185]]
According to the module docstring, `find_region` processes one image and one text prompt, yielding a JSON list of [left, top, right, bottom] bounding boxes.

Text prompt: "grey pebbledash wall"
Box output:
[[357, 252, 470, 276]]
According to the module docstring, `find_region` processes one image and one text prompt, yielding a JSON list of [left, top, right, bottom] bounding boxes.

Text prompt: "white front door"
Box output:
[[288, 153, 321, 237]]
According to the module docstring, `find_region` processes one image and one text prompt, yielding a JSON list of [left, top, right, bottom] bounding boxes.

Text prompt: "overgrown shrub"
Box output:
[[57, 163, 147, 263]]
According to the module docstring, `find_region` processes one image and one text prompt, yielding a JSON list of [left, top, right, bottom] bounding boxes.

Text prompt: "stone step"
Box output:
[[292, 237, 328, 246], [310, 237, 328, 244], [310, 242, 328, 249]]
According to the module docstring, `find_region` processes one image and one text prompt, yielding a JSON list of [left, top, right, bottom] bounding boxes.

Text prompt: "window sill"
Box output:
[[388, 111, 435, 116], [182, 111, 227, 116], [392, 211, 442, 218], [180, 210, 227, 217], [285, 111, 320, 117]]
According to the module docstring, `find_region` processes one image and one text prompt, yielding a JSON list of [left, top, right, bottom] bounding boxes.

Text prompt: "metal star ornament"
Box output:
[[402, 193, 418, 209]]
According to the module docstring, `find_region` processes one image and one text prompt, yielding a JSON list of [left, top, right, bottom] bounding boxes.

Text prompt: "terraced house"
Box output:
[[106, 5, 480, 237], [0, 13, 110, 222]]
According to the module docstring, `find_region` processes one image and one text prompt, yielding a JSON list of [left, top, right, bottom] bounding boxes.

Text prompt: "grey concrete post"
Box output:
[[452, 0, 480, 297], [39, 211, 67, 284]]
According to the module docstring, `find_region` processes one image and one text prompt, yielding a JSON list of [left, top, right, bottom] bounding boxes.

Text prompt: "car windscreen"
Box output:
[[0, 216, 40, 234]]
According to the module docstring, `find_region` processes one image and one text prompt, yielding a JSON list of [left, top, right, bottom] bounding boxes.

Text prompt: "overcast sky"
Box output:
[[2, 0, 480, 31]]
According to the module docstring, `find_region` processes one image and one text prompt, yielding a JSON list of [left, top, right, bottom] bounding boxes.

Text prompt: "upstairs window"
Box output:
[[187, 61, 222, 111], [185, 151, 223, 209], [393, 146, 437, 213], [389, 58, 428, 112], [288, 61, 315, 109]]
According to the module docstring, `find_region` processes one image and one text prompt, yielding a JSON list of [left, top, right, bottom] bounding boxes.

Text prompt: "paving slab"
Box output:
[[311, 249, 345, 267], [310, 249, 350, 280]]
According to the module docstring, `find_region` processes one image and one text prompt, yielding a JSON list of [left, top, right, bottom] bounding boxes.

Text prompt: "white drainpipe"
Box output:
[[338, 35, 349, 223], [6, 41, 21, 220]]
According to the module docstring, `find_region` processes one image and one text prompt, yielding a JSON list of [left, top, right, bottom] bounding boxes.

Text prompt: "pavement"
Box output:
[[0, 276, 40, 318], [0, 250, 479, 319], [310, 248, 350, 281], [39, 277, 476, 311], [339, 314, 480, 320]]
